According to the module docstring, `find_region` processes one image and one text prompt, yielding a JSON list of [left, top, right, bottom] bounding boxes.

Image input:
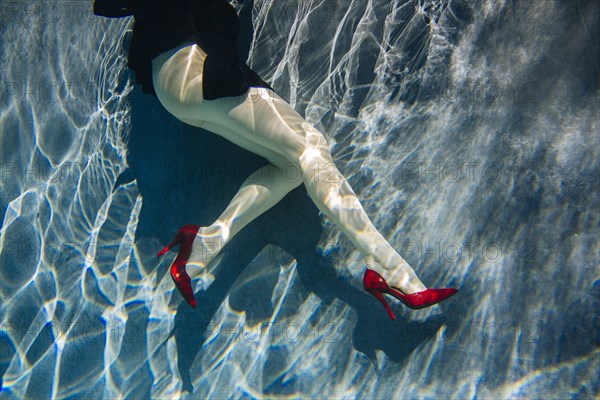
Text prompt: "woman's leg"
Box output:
[[197, 89, 427, 293], [151, 45, 426, 292], [175, 120, 303, 278], [151, 49, 304, 280]]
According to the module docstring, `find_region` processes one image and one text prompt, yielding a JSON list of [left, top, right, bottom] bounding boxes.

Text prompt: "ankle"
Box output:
[[365, 255, 427, 294], [187, 226, 225, 277]]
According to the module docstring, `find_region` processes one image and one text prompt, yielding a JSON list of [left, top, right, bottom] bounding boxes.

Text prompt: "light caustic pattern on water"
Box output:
[[0, 0, 598, 399]]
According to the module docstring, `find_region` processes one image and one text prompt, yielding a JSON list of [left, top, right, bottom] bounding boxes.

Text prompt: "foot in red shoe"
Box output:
[[157, 225, 201, 308], [363, 268, 458, 320]]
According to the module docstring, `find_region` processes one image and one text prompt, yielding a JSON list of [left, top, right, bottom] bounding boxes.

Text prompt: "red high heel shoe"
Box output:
[[363, 268, 457, 320], [157, 224, 200, 308]]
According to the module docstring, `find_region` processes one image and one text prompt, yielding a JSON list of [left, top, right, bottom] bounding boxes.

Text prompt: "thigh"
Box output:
[[152, 43, 208, 120], [158, 78, 333, 167], [201, 88, 333, 164]]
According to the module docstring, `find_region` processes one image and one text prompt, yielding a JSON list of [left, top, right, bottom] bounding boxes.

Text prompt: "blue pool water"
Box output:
[[0, 0, 598, 398]]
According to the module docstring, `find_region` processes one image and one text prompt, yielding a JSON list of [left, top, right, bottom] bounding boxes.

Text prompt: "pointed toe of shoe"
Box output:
[[415, 288, 458, 308]]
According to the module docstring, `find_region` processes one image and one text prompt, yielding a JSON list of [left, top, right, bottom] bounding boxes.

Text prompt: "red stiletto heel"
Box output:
[[363, 268, 458, 320], [157, 224, 200, 308]]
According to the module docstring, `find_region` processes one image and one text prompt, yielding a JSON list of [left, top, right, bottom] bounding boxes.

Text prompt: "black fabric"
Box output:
[[93, 0, 272, 98]]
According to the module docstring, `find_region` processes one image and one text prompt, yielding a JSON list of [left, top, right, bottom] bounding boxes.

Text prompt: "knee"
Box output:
[[296, 130, 334, 169], [297, 149, 335, 183]]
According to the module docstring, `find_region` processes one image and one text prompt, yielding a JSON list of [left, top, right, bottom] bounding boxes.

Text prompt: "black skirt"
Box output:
[[94, 0, 273, 99]]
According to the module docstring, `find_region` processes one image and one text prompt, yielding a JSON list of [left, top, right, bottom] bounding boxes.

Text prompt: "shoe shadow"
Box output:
[[294, 255, 450, 363], [170, 183, 319, 391]]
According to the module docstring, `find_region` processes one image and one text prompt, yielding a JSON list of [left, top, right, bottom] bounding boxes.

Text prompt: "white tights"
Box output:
[[151, 43, 427, 293]]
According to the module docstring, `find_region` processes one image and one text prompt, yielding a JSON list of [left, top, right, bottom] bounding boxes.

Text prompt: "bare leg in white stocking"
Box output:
[[152, 44, 427, 293], [183, 156, 302, 278]]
